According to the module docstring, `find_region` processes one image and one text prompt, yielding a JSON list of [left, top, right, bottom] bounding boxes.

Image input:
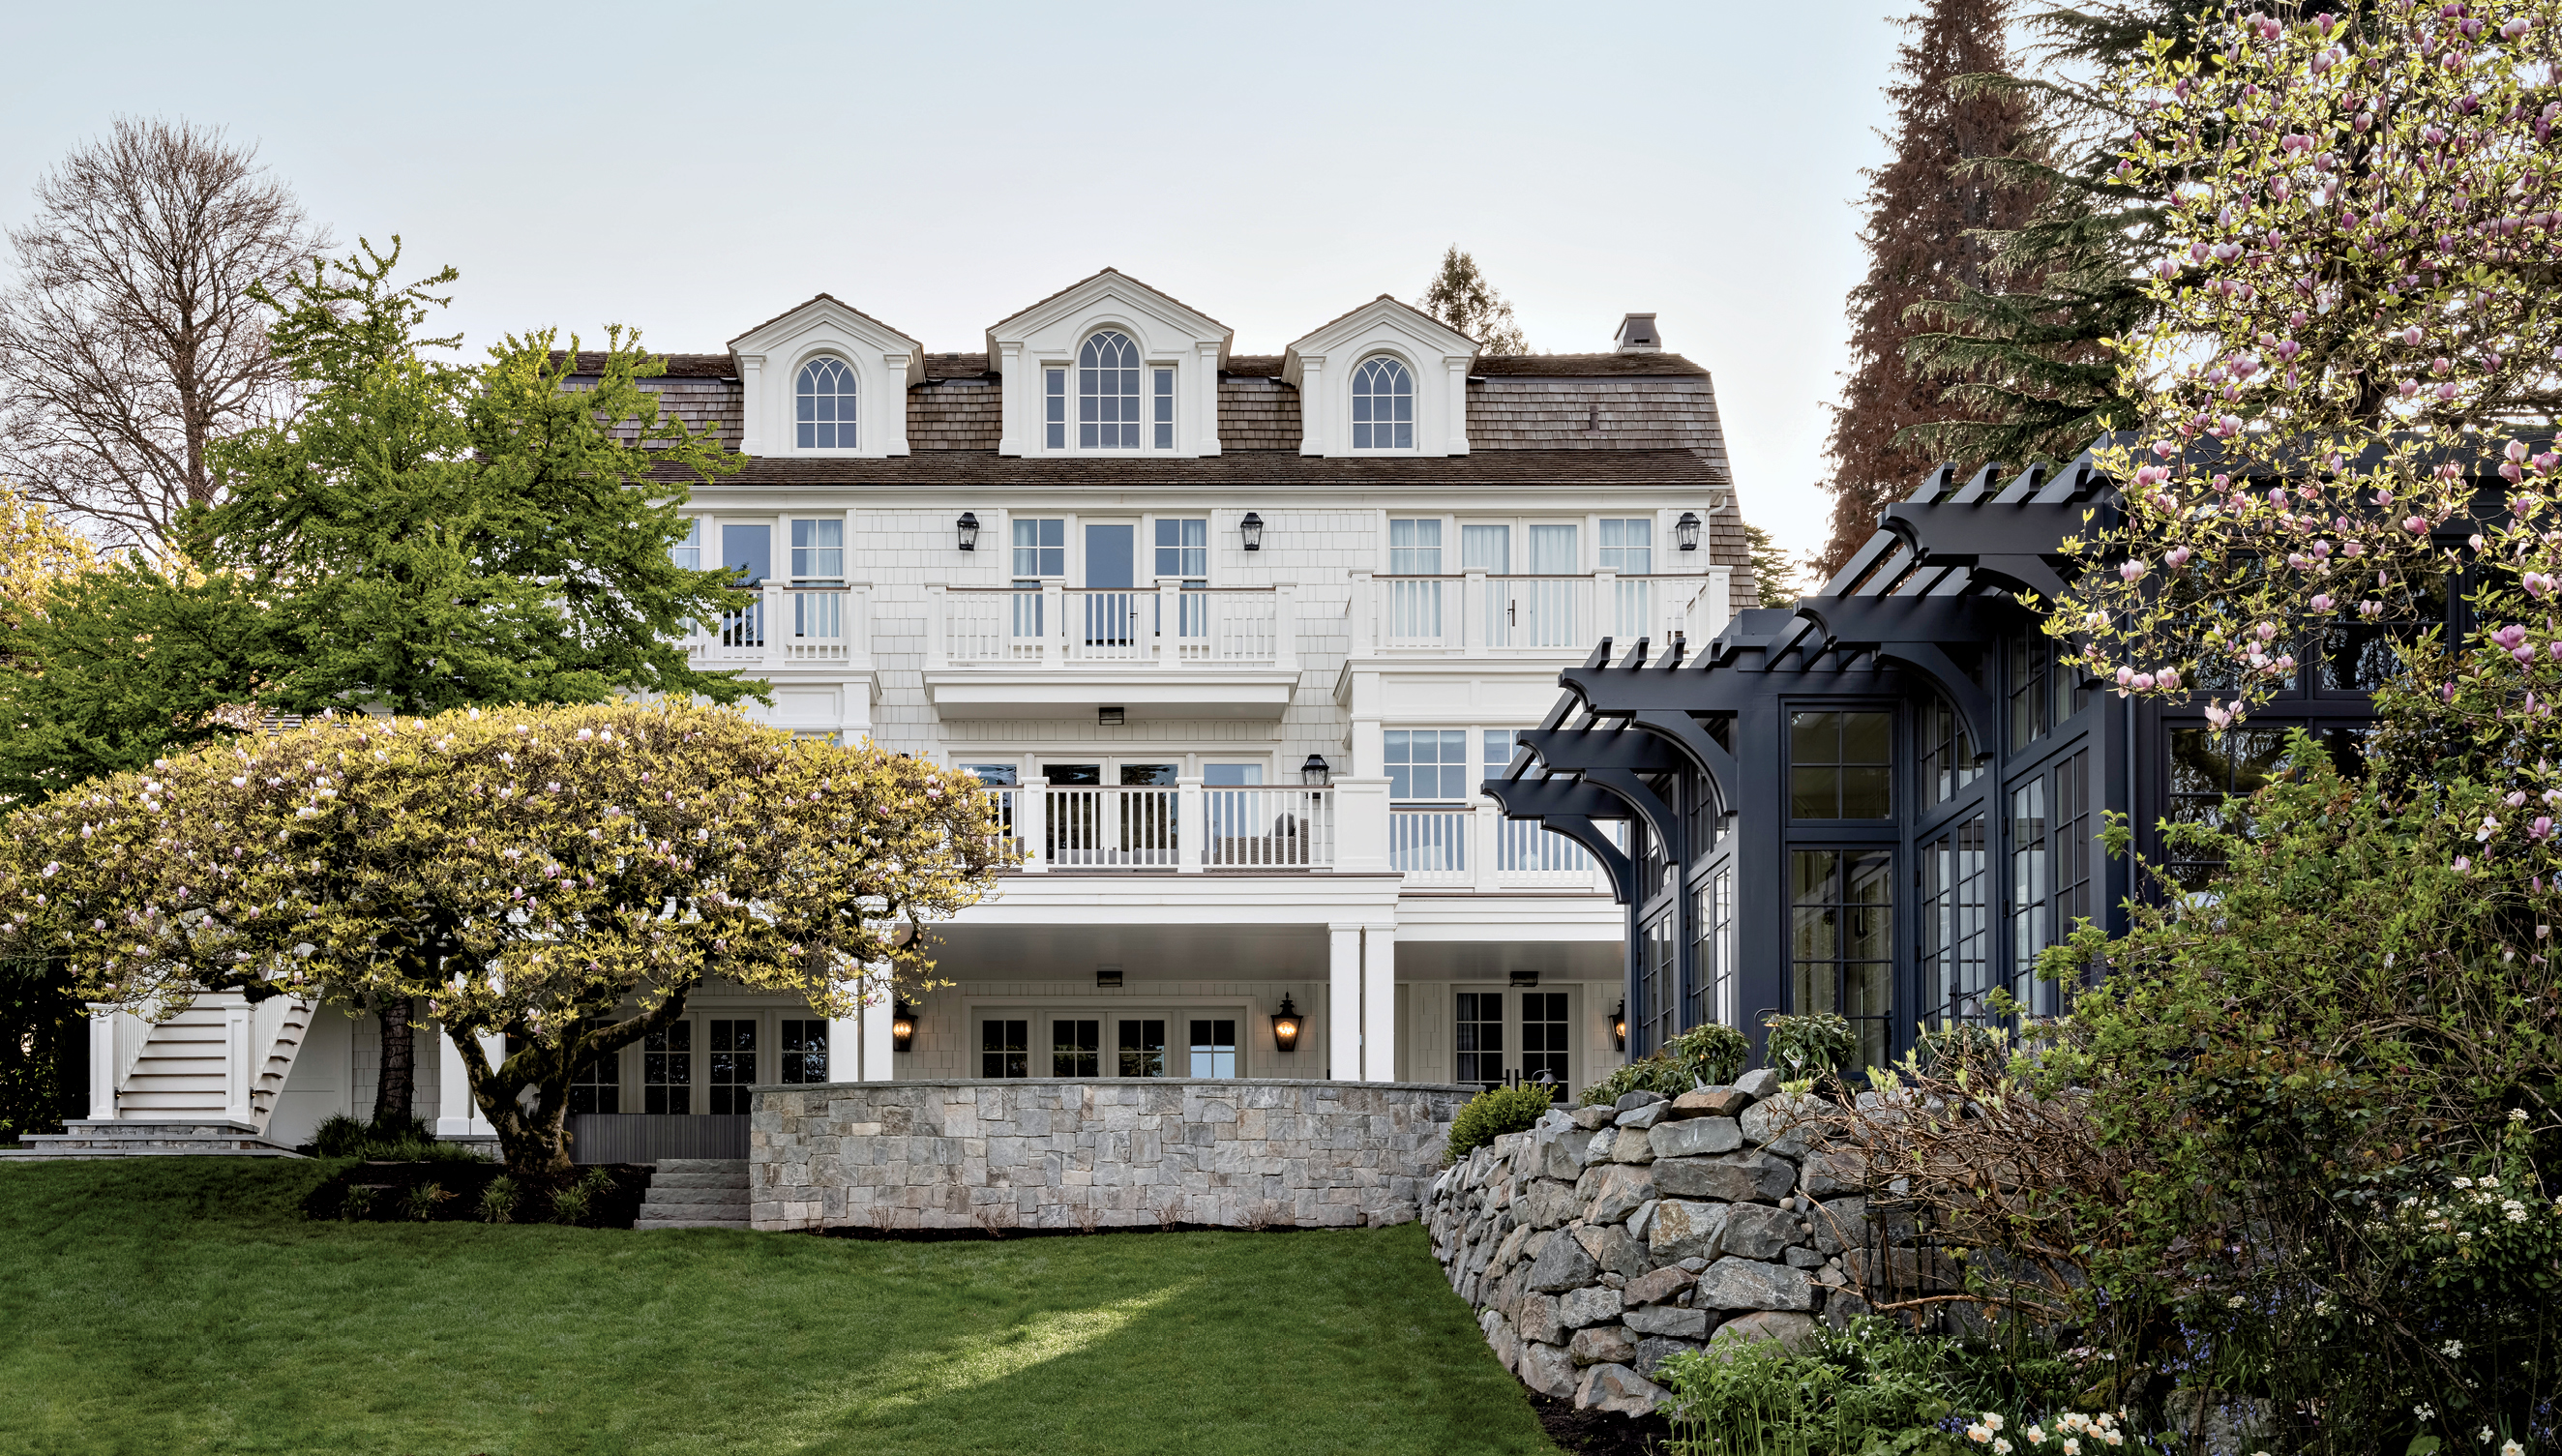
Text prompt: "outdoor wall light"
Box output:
[[1241, 511, 1265, 551], [1270, 995, 1303, 1054], [1676, 511, 1702, 551], [1611, 999, 1628, 1053], [957, 512, 980, 551], [1300, 754, 1330, 787], [891, 1001, 918, 1054], [1509, 969, 1540, 988], [1098, 706, 1125, 727]]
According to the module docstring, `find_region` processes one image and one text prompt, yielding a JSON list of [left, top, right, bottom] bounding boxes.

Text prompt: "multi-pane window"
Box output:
[[2009, 781, 2048, 1016], [1187, 1020, 1237, 1078], [1521, 992, 1568, 1095], [1789, 711, 1892, 819], [1151, 367, 1176, 450], [1597, 519, 1653, 574], [789, 519, 843, 579], [1012, 518, 1066, 579], [2166, 728, 2290, 890], [2052, 752, 2093, 960], [1692, 869, 1736, 1031], [1387, 519, 1445, 640], [1152, 518, 1207, 578], [1789, 848, 1893, 1071], [1918, 696, 1980, 807], [982, 1019, 1030, 1079], [779, 1020, 829, 1085], [643, 1022, 692, 1114], [671, 517, 703, 572], [1352, 356, 1415, 450], [1117, 1019, 1166, 1078], [1079, 332, 1142, 449], [795, 356, 857, 449], [568, 1021, 619, 1114], [1640, 908, 1679, 1055], [707, 1019, 757, 1114], [1920, 816, 1991, 1026], [1051, 1019, 1100, 1078], [2008, 634, 2089, 749], [1454, 993, 1504, 1086], [2007, 757, 2088, 1020], [1388, 518, 1443, 574], [2320, 566, 2447, 692], [1385, 729, 1473, 801], [1044, 367, 1068, 449]]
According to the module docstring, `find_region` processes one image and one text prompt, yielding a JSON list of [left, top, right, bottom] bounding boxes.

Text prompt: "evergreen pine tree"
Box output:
[[1819, 0, 2044, 579], [1418, 247, 1531, 356]]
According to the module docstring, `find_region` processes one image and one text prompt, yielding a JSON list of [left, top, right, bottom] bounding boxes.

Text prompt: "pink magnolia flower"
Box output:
[[2121, 561, 2148, 582], [2166, 546, 2192, 567], [2494, 624, 2530, 651], [2406, 516, 2433, 534], [2310, 593, 2336, 612], [2159, 668, 2182, 691]]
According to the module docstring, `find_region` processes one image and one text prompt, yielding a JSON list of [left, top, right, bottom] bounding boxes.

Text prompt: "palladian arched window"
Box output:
[[1352, 355, 1414, 450], [796, 356, 858, 449], [1079, 331, 1142, 449]]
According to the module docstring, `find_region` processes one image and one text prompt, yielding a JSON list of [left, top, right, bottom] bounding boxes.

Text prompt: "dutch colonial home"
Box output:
[[63, 269, 1750, 1157]]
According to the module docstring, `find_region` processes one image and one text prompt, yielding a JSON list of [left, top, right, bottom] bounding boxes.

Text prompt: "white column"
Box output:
[[433, 1026, 502, 1137], [224, 1001, 253, 1124], [1464, 569, 1488, 656], [1332, 776, 1392, 875], [1297, 356, 1327, 455], [829, 984, 863, 1085], [862, 973, 895, 1081], [1327, 923, 1362, 1081], [1594, 568, 1619, 647], [995, 342, 1025, 456], [1444, 357, 1473, 455], [1474, 801, 1502, 892], [1154, 579, 1180, 669], [1273, 582, 1299, 672], [86, 1006, 116, 1120], [1362, 927, 1398, 1082], [763, 581, 787, 670], [735, 354, 766, 456], [924, 583, 948, 669], [1022, 781, 1048, 874], [1041, 581, 1064, 667], [1196, 341, 1223, 456], [1348, 570, 1375, 655], [1177, 777, 1204, 873]]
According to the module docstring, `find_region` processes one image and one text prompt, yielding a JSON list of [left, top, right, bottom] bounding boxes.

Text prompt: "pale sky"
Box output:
[[2, 1, 1910, 578]]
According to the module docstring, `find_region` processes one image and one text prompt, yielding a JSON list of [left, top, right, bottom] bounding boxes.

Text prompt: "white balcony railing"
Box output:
[[930, 582, 1297, 670], [1352, 569, 1730, 658], [682, 582, 874, 671]]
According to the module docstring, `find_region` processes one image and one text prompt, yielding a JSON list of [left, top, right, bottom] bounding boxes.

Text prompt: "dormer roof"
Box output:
[[1279, 295, 1479, 388], [984, 267, 1234, 369]]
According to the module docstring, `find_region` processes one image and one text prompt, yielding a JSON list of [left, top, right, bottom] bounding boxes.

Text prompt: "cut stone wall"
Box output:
[[1423, 1071, 1871, 1416], [751, 1078, 1474, 1233]]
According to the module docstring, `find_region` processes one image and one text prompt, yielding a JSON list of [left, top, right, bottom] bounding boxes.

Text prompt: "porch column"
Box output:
[[827, 984, 863, 1085], [860, 971, 894, 1082], [87, 1005, 116, 1119], [1362, 927, 1398, 1082], [1177, 777, 1204, 873], [1327, 923, 1362, 1081], [433, 1026, 500, 1138], [224, 1000, 253, 1124]]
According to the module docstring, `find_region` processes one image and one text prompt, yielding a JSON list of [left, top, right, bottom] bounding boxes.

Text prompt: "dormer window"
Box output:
[[1080, 332, 1142, 448], [795, 357, 858, 449], [1352, 356, 1415, 450]]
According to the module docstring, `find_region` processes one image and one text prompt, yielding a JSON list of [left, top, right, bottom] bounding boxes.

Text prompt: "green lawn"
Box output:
[[0, 1159, 1559, 1456]]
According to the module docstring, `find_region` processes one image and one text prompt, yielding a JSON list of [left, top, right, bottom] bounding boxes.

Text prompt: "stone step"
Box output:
[[648, 1160, 750, 1188], [635, 1214, 752, 1231], [641, 1187, 750, 1207]]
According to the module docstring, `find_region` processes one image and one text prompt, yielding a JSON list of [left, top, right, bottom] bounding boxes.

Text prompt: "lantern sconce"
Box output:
[[1241, 511, 1265, 551], [1611, 999, 1627, 1053], [891, 1001, 918, 1054], [1300, 754, 1330, 787], [1675, 511, 1702, 552], [1270, 994, 1303, 1054], [957, 512, 980, 552]]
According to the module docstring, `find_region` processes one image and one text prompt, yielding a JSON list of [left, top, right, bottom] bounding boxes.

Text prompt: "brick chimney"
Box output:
[[1613, 313, 1661, 353]]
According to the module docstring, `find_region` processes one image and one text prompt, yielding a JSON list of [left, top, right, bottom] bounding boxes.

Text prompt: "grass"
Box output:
[[0, 1158, 1558, 1456]]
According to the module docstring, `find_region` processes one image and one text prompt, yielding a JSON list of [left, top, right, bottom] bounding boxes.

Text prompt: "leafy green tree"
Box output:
[[1743, 521, 1803, 607], [0, 703, 1008, 1176], [1417, 247, 1530, 356]]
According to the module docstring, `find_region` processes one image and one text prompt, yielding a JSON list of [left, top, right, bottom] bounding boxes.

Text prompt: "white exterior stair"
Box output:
[[1, 993, 317, 1161]]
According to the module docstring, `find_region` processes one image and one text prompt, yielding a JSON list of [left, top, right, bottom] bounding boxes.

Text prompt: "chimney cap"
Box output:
[[1614, 313, 1661, 353]]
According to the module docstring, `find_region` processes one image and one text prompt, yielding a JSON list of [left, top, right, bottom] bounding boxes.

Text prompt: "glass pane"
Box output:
[[1117, 1019, 1166, 1078], [1461, 524, 1510, 574], [1527, 524, 1577, 574]]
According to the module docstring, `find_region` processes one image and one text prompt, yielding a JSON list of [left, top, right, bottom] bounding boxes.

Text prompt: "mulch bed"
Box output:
[[1529, 1391, 1675, 1456], [300, 1160, 653, 1229]]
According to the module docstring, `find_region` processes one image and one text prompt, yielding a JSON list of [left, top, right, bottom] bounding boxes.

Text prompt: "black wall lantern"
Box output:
[[957, 512, 980, 551], [1611, 999, 1627, 1052], [1241, 511, 1265, 551], [1675, 511, 1702, 552], [1300, 754, 1330, 787], [1270, 994, 1303, 1054], [891, 1001, 918, 1054]]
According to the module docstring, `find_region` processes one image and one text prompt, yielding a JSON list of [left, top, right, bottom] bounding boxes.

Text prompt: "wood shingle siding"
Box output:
[[908, 379, 1002, 451], [1217, 376, 1300, 451]]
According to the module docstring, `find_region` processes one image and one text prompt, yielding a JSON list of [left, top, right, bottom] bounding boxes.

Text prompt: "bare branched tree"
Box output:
[[0, 117, 330, 550]]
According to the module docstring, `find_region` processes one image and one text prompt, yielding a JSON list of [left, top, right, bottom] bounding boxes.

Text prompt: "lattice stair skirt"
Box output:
[[634, 1159, 750, 1230]]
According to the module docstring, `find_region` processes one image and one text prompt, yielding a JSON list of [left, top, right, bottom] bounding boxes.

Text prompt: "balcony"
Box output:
[[682, 583, 875, 671], [1348, 569, 1729, 659], [977, 781, 1612, 895], [925, 582, 1301, 721]]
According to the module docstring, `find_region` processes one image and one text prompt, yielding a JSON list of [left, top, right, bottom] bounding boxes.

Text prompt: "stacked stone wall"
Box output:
[[752, 1078, 1473, 1233], [1423, 1070, 1870, 1416]]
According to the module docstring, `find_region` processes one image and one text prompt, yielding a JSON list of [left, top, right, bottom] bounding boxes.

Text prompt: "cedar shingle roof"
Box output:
[[674, 449, 1729, 490]]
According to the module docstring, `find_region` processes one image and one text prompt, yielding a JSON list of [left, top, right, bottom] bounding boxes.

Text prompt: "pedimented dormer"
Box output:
[[730, 295, 925, 458], [987, 269, 1233, 458], [1284, 297, 1479, 458]]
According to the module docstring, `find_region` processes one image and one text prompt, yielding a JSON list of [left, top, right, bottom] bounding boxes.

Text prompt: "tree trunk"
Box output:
[[372, 995, 416, 1133]]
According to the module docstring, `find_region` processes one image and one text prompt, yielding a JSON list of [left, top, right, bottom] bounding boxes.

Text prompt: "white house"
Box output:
[[53, 270, 1754, 1159]]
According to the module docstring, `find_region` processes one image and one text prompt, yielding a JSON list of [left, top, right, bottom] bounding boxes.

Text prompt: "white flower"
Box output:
[[1995, 1441, 2012, 1454], [2479, 1430, 2495, 1445], [1968, 1427, 1994, 1445], [2026, 1429, 2047, 1445], [2226, 1294, 2247, 1309], [2503, 1442, 2525, 1456], [2455, 1176, 2475, 1190], [1984, 1416, 2006, 1434], [2443, 1339, 2464, 1357], [2418, 1405, 2438, 1420], [2514, 1109, 2531, 1122], [2061, 1441, 2080, 1456]]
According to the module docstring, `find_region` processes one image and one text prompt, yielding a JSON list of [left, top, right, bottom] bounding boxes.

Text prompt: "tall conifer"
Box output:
[[1819, 0, 2042, 579]]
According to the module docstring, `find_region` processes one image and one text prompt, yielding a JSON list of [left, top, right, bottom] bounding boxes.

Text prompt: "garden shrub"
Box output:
[[311, 1112, 486, 1163], [1762, 1012, 1857, 1083], [478, 1174, 519, 1225], [548, 1168, 615, 1227], [1579, 1024, 1752, 1108], [402, 1182, 451, 1222], [1445, 1083, 1559, 1164]]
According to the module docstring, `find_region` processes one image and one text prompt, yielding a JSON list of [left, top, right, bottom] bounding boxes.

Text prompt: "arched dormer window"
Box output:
[[1352, 356, 1414, 450], [1079, 331, 1142, 449], [796, 356, 858, 449]]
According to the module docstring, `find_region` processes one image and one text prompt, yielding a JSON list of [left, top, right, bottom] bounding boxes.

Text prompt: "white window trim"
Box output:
[[1348, 351, 1421, 455]]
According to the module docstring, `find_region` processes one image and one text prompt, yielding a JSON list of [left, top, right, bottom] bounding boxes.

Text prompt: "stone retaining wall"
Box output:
[[751, 1078, 1475, 1233], [1423, 1070, 1871, 1416]]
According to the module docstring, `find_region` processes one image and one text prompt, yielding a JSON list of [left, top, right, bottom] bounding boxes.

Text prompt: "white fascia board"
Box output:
[[952, 873, 1404, 926], [1392, 897, 1626, 940], [924, 669, 1297, 721], [984, 272, 1233, 368]]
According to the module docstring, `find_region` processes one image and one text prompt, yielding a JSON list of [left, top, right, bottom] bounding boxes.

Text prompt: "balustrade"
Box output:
[[929, 582, 1295, 670], [1351, 569, 1731, 657]]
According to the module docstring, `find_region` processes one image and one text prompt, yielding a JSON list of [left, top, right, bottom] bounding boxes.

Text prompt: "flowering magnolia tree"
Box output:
[[0, 702, 1007, 1174], [2066, 0, 2562, 728]]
